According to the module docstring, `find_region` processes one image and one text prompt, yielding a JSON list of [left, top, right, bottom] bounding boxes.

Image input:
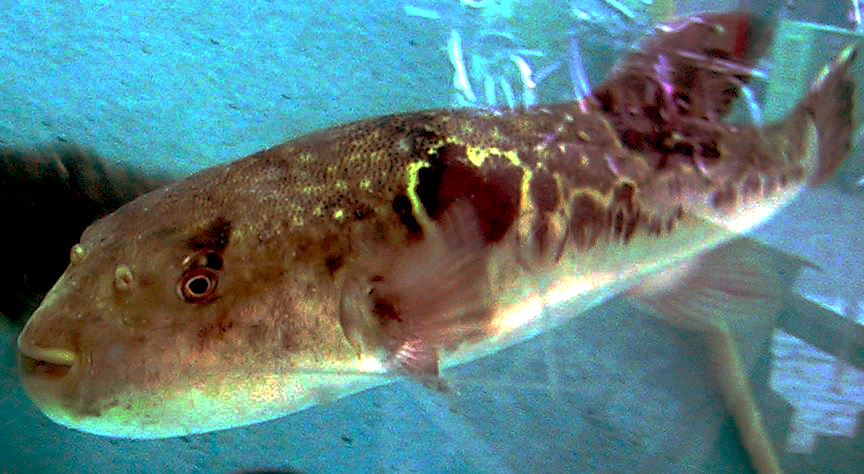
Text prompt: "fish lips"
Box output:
[[17, 336, 89, 424]]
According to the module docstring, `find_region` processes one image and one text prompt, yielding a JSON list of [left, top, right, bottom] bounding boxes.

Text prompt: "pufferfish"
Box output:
[[15, 11, 858, 474]]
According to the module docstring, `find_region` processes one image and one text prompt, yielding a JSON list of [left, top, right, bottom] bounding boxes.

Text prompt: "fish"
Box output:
[[15, 11, 857, 474]]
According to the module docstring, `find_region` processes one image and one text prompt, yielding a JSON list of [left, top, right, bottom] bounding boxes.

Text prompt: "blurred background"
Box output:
[[1, 0, 863, 472]]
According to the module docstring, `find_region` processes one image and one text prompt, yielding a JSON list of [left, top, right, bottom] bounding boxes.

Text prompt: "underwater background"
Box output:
[[1, 0, 863, 472]]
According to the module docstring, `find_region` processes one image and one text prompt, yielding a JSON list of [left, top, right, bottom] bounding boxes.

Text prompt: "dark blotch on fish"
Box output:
[[569, 194, 606, 250], [372, 296, 401, 323], [391, 194, 423, 241], [416, 144, 521, 243], [187, 217, 232, 252], [324, 254, 344, 275], [530, 169, 559, 213]]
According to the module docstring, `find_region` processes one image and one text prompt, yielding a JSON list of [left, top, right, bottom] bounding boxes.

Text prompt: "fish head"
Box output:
[[16, 173, 367, 438]]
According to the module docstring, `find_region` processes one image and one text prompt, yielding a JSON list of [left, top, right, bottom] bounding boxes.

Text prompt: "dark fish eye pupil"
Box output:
[[187, 275, 211, 295]]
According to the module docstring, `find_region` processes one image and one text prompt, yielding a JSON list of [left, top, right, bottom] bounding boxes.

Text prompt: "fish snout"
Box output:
[[17, 324, 93, 428]]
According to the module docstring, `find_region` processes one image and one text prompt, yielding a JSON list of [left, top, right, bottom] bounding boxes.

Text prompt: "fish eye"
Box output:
[[178, 268, 218, 303]]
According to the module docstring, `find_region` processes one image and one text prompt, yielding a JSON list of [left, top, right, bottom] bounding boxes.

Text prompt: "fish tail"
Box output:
[[792, 45, 858, 186]]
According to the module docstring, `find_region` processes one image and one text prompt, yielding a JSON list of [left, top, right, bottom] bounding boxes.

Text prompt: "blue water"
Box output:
[[1, 1, 863, 472]]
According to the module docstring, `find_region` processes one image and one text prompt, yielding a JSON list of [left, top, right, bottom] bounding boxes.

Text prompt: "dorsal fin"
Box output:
[[592, 12, 774, 125]]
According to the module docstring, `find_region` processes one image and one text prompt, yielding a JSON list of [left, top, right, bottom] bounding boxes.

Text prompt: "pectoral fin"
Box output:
[[339, 204, 494, 388]]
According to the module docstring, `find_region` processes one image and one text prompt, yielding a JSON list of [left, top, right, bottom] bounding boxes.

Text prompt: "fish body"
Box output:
[[16, 12, 858, 472]]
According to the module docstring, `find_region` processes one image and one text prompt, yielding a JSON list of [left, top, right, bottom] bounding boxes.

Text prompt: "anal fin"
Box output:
[[629, 239, 809, 474]]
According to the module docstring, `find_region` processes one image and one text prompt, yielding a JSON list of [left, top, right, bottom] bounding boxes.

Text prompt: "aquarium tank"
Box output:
[[0, 0, 862, 472]]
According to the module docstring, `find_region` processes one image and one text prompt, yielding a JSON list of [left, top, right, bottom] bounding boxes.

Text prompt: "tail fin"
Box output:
[[796, 45, 858, 186]]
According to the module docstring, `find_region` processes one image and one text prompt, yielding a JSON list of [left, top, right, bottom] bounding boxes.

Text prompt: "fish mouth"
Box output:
[[17, 342, 76, 380], [16, 339, 99, 429]]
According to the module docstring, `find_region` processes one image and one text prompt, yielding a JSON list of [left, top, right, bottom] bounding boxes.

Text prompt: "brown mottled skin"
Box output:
[[14, 12, 858, 474]]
